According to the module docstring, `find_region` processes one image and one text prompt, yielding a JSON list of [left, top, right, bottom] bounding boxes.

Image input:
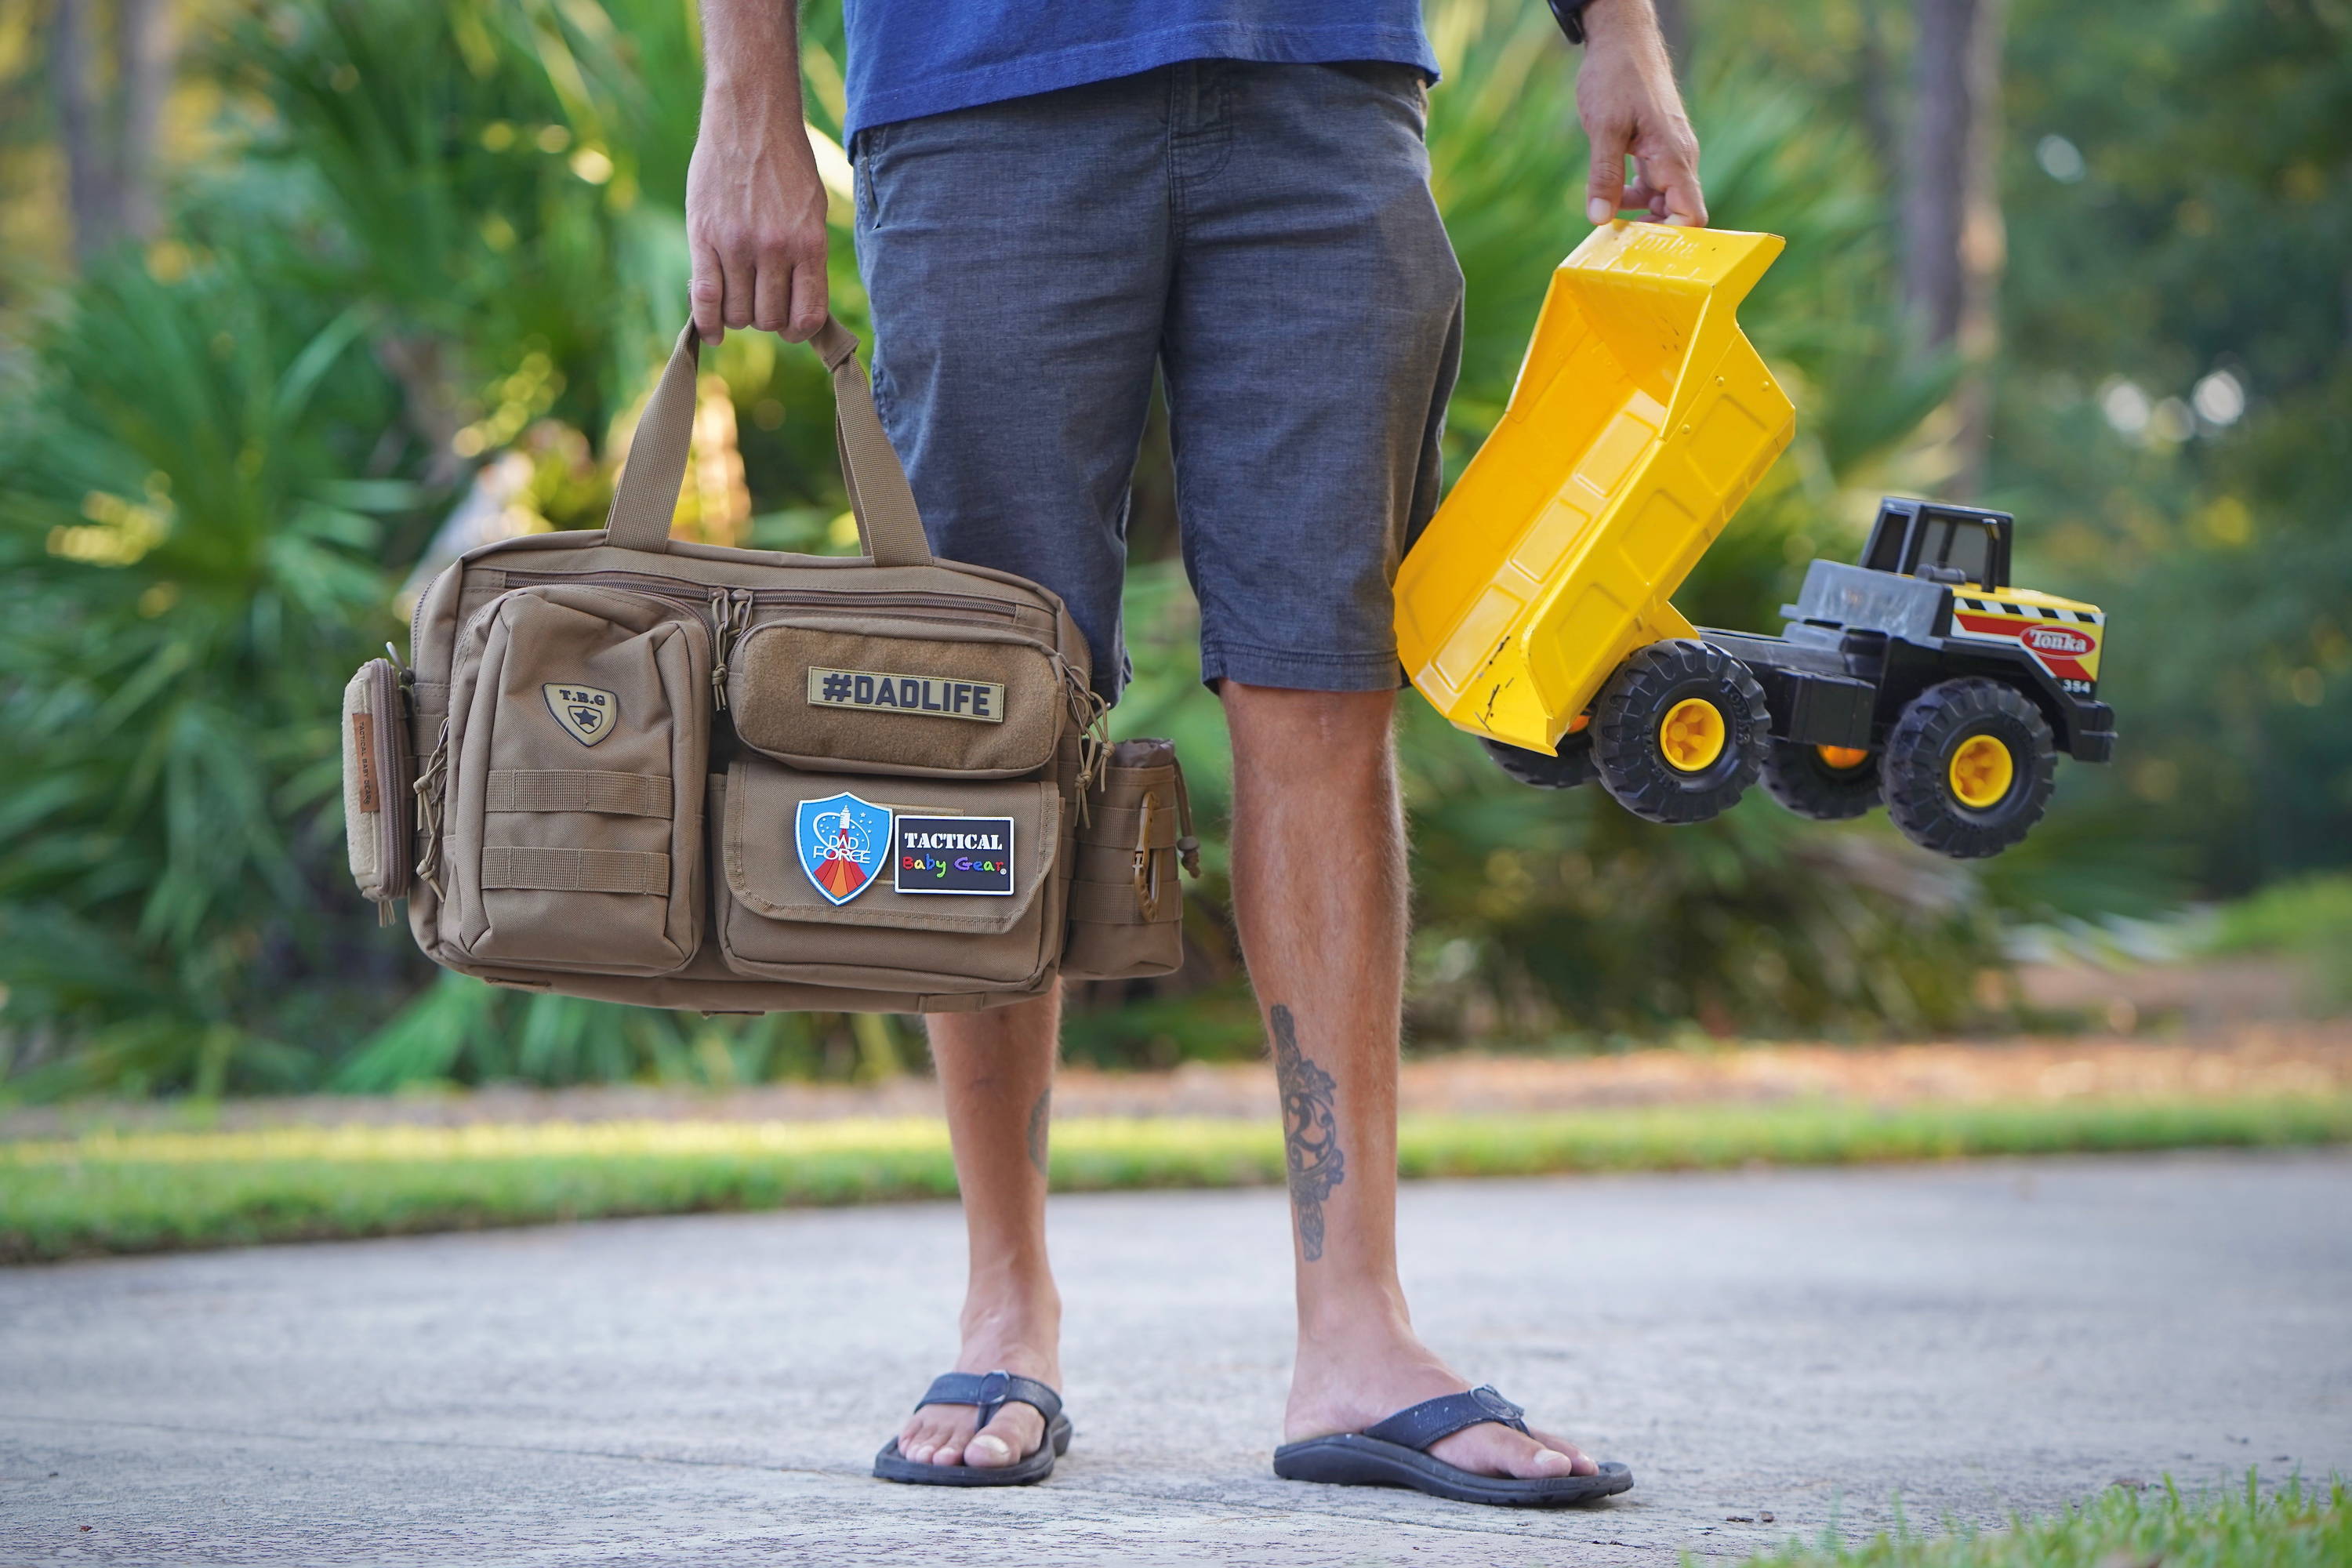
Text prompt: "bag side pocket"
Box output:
[[342, 657, 416, 920], [1061, 739, 1196, 982]]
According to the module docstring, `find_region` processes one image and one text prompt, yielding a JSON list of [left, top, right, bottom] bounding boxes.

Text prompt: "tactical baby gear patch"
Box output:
[[894, 815, 1018, 896], [797, 791, 892, 906], [543, 683, 619, 747], [806, 667, 1007, 724]]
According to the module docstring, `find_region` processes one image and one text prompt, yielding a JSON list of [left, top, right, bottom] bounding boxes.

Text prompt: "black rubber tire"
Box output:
[[1881, 678, 2057, 858], [1590, 639, 1769, 825], [1760, 739, 1882, 821], [1482, 731, 1597, 790]]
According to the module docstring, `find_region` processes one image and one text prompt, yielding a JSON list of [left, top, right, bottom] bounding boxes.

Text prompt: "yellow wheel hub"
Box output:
[[1948, 733, 2015, 808], [1658, 698, 1728, 773], [1817, 745, 1871, 771]]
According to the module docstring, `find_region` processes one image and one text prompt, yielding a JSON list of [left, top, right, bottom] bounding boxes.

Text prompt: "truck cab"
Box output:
[[1777, 498, 2115, 764]]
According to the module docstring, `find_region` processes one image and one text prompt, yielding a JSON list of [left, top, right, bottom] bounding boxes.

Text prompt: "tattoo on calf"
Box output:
[[1025, 1087, 1051, 1178], [1269, 1004, 1345, 1261]]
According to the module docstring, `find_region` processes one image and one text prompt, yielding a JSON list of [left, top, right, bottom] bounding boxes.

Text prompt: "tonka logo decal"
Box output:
[[543, 684, 619, 747], [2023, 626, 2093, 656]]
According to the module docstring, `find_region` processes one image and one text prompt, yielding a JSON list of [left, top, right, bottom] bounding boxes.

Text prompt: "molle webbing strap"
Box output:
[[479, 845, 671, 895], [485, 769, 673, 818], [1083, 802, 1180, 851], [1069, 877, 1163, 924], [602, 318, 932, 568]]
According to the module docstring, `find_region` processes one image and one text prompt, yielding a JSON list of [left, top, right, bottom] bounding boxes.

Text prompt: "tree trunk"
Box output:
[[1902, 0, 2006, 495], [1857, 2, 1899, 191], [113, 0, 178, 245], [49, 0, 178, 267], [52, 0, 123, 265]]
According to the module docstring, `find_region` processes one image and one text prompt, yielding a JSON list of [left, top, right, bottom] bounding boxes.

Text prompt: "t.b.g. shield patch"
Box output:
[[796, 792, 891, 906], [543, 684, 618, 747]]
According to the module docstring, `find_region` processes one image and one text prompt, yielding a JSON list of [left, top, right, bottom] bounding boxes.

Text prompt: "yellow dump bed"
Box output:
[[1395, 223, 1795, 753]]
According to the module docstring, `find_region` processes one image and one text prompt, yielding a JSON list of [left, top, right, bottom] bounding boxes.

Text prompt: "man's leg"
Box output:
[[1221, 681, 1599, 1480], [891, 992, 1062, 1469], [855, 75, 1172, 1469]]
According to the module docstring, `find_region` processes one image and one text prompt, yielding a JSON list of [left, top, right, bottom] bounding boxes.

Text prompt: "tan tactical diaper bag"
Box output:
[[343, 318, 1196, 1013]]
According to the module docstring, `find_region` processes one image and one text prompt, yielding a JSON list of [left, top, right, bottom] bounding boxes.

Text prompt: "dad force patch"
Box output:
[[808, 667, 1005, 724], [797, 792, 892, 906], [895, 815, 1017, 896]]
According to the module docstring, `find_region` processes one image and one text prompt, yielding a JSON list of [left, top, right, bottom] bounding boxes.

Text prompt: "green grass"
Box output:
[[5, 1094, 2348, 1263], [1731, 1474, 2346, 1568]]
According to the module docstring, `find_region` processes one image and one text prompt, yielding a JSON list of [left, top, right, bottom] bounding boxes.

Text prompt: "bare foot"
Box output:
[[1286, 1316, 1599, 1480], [894, 1291, 1061, 1471]]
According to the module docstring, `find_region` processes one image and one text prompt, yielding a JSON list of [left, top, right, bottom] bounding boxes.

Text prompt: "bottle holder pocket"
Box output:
[[724, 618, 1070, 779], [713, 755, 1064, 993], [438, 584, 710, 975], [342, 656, 416, 917], [1061, 739, 1196, 982]]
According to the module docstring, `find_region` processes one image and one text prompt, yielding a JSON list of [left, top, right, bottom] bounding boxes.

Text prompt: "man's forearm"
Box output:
[[699, 0, 804, 120], [687, 0, 831, 339], [1574, 0, 1671, 65]]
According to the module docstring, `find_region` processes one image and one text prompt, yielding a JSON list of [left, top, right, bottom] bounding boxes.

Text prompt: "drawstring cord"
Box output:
[[412, 718, 449, 898], [1062, 662, 1112, 819], [1169, 753, 1201, 877], [709, 588, 751, 711]]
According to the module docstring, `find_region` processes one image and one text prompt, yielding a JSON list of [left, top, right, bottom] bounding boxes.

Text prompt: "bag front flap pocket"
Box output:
[[726, 619, 1067, 779], [723, 757, 1055, 937]]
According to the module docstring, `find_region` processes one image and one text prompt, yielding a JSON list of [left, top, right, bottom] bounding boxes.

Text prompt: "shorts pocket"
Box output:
[[443, 584, 710, 975], [714, 755, 1062, 993], [725, 618, 1070, 779], [342, 656, 416, 916], [1061, 739, 1195, 981]]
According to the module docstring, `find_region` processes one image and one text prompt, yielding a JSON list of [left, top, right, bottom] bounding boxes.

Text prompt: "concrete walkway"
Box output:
[[5, 1152, 2347, 1566]]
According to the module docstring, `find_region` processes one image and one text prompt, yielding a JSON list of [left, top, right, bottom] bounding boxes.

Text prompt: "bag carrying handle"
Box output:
[[601, 317, 932, 568]]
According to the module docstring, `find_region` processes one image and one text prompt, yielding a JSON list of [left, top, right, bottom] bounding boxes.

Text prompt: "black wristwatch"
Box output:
[[1548, 0, 1599, 45]]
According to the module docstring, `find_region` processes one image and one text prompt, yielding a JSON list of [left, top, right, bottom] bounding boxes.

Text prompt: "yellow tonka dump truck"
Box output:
[[1395, 223, 2116, 859]]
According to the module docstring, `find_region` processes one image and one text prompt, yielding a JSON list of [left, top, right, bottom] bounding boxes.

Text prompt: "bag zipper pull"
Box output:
[[709, 588, 750, 711], [1061, 660, 1112, 808]]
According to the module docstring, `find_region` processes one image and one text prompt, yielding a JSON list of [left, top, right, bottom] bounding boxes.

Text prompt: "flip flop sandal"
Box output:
[[1272, 1385, 1634, 1508], [873, 1370, 1073, 1487]]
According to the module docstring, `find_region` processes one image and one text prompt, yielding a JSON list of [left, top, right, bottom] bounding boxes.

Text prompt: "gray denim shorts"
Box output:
[[852, 58, 1465, 701]]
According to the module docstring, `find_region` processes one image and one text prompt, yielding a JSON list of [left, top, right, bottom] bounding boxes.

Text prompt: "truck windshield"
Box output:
[[1921, 515, 1996, 588]]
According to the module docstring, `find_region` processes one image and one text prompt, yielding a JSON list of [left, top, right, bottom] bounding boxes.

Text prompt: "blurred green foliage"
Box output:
[[0, 0, 2344, 1095]]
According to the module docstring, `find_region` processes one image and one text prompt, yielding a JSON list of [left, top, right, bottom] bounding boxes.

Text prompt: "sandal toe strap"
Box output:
[[913, 1370, 1063, 1431], [1362, 1385, 1529, 1452]]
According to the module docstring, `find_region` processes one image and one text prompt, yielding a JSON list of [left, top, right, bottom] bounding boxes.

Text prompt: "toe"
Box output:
[[964, 1403, 1044, 1469], [898, 1406, 978, 1468], [1526, 1427, 1599, 1477], [1428, 1422, 1595, 1482]]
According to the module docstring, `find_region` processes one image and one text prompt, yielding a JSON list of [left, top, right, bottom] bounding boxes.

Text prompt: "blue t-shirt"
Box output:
[[840, 2, 1439, 139]]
